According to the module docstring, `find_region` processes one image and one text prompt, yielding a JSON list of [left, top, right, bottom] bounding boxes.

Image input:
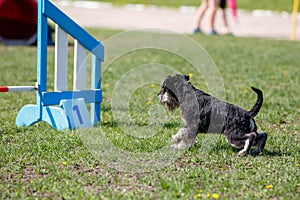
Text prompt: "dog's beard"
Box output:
[[158, 89, 180, 111]]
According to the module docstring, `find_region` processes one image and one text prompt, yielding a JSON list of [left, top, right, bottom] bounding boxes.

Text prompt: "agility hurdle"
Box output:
[[1, 0, 104, 130]]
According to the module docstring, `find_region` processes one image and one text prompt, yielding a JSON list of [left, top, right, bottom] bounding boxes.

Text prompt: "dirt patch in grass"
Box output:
[[69, 163, 157, 195], [1, 164, 48, 184]]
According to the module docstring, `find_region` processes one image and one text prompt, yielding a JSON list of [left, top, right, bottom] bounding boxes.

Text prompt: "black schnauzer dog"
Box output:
[[157, 74, 267, 156]]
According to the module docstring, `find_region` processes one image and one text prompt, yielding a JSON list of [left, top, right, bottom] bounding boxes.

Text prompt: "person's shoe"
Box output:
[[193, 28, 202, 34], [208, 30, 218, 35]]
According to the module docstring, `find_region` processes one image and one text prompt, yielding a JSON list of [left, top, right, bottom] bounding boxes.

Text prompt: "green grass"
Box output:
[[88, 0, 295, 12], [0, 29, 300, 199]]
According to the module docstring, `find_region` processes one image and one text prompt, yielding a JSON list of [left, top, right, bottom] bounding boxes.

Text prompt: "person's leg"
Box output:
[[194, 0, 208, 33], [228, 0, 237, 22], [219, 0, 229, 33], [220, 8, 229, 34], [207, 0, 220, 34]]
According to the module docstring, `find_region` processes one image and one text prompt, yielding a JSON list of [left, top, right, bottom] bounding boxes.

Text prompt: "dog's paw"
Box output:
[[171, 143, 183, 149], [171, 128, 186, 143], [171, 134, 181, 143], [171, 140, 193, 149], [171, 142, 188, 149], [238, 150, 248, 156]]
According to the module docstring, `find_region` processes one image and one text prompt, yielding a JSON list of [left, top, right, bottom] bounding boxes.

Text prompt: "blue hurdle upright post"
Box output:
[[15, 0, 104, 130]]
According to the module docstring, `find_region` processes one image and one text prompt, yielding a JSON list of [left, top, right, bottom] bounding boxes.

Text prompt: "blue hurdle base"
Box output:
[[16, 104, 71, 130]]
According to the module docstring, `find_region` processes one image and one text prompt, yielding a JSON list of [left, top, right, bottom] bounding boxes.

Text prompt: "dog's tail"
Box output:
[[248, 87, 263, 117]]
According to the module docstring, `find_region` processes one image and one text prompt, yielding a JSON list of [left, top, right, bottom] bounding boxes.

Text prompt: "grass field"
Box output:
[[0, 29, 300, 199], [89, 0, 294, 12]]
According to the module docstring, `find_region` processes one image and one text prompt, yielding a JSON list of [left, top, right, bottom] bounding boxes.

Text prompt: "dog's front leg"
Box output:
[[171, 125, 198, 149]]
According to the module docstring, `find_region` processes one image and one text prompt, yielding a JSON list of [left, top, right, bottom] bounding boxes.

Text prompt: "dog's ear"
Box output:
[[184, 75, 190, 81]]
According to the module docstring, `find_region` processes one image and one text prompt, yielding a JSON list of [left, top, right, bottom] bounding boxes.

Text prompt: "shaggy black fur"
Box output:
[[158, 74, 267, 156]]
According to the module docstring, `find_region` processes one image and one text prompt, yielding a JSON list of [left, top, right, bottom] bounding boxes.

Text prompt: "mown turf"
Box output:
[[0, 29, 299, 199]]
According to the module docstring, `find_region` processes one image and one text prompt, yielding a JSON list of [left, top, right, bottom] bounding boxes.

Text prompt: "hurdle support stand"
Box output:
[[15, 0, 104, 130]]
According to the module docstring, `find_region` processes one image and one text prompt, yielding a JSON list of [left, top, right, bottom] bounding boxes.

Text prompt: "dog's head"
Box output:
[[157, 74, 190, 111]]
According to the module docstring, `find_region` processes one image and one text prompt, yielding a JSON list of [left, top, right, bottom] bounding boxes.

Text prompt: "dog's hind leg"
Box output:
[[251, 132, 268, 156], [238, 132, 257, 156]]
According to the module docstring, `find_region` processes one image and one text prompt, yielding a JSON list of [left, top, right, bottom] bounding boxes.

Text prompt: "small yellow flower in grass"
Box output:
[[199, 189, 203, 193], [146, 101, 152, 105], [194, 193, 201, 198], [295, 163, 299, 167], [62, 161, 67, 165], [243, 89, 248, 94], [266, 184, 273, 189], [188, 73, 193, 78], [150, 83, 156, 88], [206, 193, 211, 198], [212, 193, 219, 199], [104, 83, 110, 87], [104, 120, 108, 124]]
